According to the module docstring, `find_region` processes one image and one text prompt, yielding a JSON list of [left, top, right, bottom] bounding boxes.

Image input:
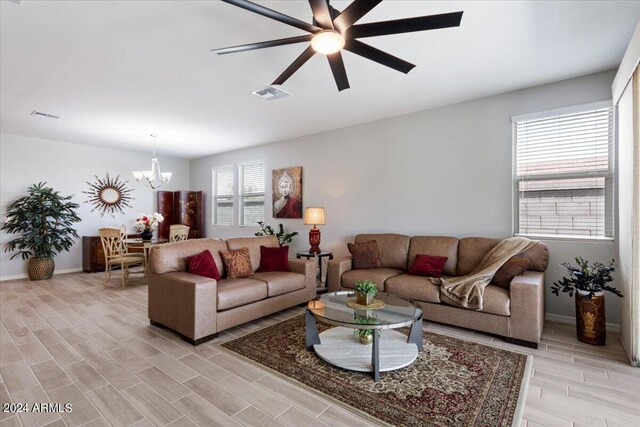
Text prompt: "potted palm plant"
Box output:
[[354, 280, 377, 306], [353, 315, 379, 345], [551, 257, 622, 345], [2, 182, 81, 280], [254, 221, 299, 246]]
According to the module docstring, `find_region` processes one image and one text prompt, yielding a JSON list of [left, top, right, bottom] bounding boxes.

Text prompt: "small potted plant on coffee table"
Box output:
[[354, 280, 377, 306], [551, 257, 622, 345], [353, 315, 379, 345]]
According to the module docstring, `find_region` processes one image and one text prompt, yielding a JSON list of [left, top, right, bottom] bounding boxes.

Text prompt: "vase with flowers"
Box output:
[[135, 212, 164, 241]]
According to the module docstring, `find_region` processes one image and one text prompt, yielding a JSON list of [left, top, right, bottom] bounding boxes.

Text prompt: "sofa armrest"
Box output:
[[508, 271, 545, 343], [327, 257, 352, 292], [148, 271, 217, 341], [288, 258, 316, 298]]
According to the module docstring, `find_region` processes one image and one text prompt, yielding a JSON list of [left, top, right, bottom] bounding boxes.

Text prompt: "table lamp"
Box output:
[[304, 207, 325, 253]]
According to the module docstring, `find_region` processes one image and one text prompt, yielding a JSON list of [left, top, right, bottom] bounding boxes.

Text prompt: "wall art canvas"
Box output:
[[272, 166, 302, 218]]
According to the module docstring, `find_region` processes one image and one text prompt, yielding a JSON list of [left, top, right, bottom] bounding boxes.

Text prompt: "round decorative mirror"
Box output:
[[84, 174, 134, 217]]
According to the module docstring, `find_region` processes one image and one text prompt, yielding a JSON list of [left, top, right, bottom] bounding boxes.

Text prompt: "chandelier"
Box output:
[[131, 134, 172, 189]]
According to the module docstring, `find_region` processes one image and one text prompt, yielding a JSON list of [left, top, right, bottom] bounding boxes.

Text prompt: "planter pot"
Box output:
[[140, 230, 153, 241], [28, 257, 55, 281], [356, 293, 374, 306], [359, 333, 373, 345], [575, 290, 606, 345]]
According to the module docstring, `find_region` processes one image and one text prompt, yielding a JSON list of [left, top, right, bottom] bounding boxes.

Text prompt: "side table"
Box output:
[[296, 251, 333, 291]]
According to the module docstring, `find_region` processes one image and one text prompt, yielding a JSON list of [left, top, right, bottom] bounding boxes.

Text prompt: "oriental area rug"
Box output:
[[221, 314, 531, 427]]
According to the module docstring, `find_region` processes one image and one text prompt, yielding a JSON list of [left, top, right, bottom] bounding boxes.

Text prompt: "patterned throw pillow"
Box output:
[[348, 240, 383, 269], [220, 247, 253, 279]]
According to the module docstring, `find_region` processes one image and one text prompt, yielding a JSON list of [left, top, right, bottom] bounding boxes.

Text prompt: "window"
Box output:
[[513, 102, 615, 239], [239, 161, 265, 226], [212, 165, 234, 226]]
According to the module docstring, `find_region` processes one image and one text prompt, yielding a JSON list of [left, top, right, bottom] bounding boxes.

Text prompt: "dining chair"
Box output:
[[99, 227, 146, 288], [169, 224, 190, 242]]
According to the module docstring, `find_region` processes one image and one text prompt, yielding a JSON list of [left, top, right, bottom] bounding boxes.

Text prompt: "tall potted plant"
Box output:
[[2, 182, 81, 280], [551, 257, 622, 345]]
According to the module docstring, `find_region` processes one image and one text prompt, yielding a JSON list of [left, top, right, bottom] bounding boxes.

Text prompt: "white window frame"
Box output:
[[238, 160, 265, 227], [211, 165, 235, 227], [511, 100, 616, 242]]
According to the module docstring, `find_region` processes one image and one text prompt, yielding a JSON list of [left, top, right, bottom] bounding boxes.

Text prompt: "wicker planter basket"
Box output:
[[28, 257, 55, 281], [575, 290, 606, 345]]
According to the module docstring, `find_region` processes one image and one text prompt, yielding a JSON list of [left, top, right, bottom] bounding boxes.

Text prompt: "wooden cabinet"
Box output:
[[157, 191, 204, 240], [82, 234, 141, 273]]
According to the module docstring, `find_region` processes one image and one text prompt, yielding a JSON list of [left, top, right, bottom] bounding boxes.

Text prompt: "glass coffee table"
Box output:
[[306, 291, 423, 381]]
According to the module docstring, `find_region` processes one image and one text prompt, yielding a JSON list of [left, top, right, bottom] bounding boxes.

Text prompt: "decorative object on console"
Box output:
[[220, 247, 253, 278], [354, 279, 377, 306], [135, 212, 164, 241], [83, 173, 134, 217], [347, 240, 382, 269], [186, 250, 220, 280], [157, 191, 204, 240], [304, 207, 325, 253], [254, 221, 299, 246], [131, 134, 172, 189], [273, 167, 302, 218], [407, 254, 448, 277], [213, 0, 463, 92], [257, 245, 289, 272], [2, 182, 81, 280], [552, 257, 622, 345]]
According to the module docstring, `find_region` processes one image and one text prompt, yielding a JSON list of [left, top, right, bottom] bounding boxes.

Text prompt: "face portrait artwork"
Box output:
[[272, 167, 302, 218]]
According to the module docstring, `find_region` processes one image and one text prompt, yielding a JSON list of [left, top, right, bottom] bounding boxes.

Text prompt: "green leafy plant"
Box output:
[[353, 316, 379, 339], [551, 257, 622, 300], [254, 221, 299, 246], [354, 280, 378, 297], [2, 182, 81, 260]]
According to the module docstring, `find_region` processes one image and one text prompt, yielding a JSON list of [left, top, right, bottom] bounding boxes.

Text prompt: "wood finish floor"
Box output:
[[0, 272, 639, 427]]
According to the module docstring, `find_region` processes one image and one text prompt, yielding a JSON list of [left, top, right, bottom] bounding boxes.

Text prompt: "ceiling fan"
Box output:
[[212, 0, 464, 91]]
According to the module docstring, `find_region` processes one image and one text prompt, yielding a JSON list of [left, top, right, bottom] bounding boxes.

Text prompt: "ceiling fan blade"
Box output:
[[212, 35, 313, 55], [327, 52, 350, 91], [333, 0, 382, 33], [308, 0, 333, 29], [221, 0, 321, 33], [346, 11, 463, 39], [344, 39, 415, 74], [272, 46, 316, 85]]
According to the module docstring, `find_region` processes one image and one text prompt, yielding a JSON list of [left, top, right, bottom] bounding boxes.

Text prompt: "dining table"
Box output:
[[123, 238, 168, 274]]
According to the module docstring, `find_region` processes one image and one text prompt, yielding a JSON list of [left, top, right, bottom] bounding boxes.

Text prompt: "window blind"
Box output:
[[213, 166, 234, 226], [514, 105, 614, 239], [239, 161, 265, 226]]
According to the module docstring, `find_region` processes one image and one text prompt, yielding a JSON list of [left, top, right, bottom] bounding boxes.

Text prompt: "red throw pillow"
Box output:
[[408, 254, 448, 278], [186, 250, 220, 280], [258, 245, 289, 272]]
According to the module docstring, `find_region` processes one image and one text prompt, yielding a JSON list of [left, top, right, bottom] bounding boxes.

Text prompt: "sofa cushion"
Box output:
[[481, 285, 510, 316], [407, 254, 448, 278], [149, 238, 227, 276], [341, 268, 403, 291], [217, 278, 268, 311], [186, 250, 220, 280], [252, 272, 305, 297], [354, 234, 410, 270], [491, 256, 533, 288], [226, 236, 279, 272], [385, 274, 442, 304], [347, 241, 383, 269], [456, 237, 501, 276], [220, 248, 253, 279], [257, 245, 289, 272], [520, 242, 549, 272], [408, 236, 459, 276]]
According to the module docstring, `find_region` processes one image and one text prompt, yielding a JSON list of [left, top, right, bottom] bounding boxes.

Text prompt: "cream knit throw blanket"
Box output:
[[430, 237, 537, 311]]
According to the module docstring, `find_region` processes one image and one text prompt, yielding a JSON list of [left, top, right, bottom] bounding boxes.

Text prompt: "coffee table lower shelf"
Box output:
[[314, 327, 419, 374]]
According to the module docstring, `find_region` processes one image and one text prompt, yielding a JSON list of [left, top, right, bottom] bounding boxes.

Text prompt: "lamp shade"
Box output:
[[304, 207, 325, 225]]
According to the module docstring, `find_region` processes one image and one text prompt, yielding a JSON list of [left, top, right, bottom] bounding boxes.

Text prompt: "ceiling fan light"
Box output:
[[311, 30, 345, 55]]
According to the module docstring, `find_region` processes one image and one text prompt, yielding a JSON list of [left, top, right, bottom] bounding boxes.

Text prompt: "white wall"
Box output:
[[0, 133, 190, 279], [191, 69, 622, 324]]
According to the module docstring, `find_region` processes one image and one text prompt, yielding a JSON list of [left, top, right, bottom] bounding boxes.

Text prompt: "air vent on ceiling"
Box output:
[[31, 110, 61, 119], [251, 85, 290, 101]]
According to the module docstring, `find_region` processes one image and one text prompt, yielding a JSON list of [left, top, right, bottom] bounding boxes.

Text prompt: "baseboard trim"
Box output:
[[545, 313, 620, 333], [0, 267, 83, 282]]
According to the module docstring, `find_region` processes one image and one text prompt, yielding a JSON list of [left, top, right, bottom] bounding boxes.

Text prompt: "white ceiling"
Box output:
[[1, 1, 639, 159]]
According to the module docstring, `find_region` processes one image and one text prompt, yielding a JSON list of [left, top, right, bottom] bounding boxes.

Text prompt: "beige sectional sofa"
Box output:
[[327, 234, 548, 348], [147, 236, 316, 344]]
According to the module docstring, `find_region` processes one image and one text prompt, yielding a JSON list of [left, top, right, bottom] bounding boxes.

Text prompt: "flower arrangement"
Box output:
[[551, 257, 622, 300], [135, 212, 164, 233]]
